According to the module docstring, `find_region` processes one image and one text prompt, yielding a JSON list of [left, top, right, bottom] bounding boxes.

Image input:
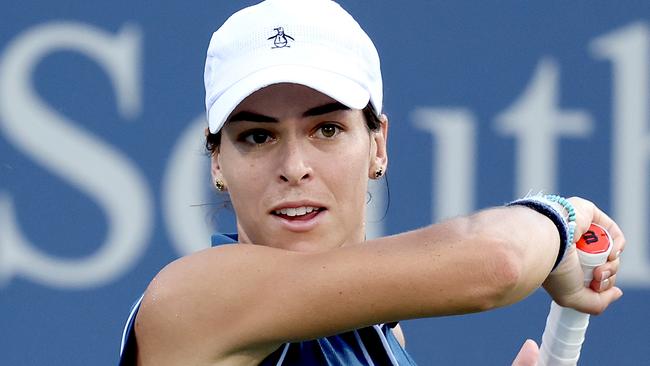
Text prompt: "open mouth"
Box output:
[[272, 206, 325, 221]]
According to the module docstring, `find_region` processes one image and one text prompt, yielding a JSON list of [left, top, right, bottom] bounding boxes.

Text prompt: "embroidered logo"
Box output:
[[268, 27, 294, 49]]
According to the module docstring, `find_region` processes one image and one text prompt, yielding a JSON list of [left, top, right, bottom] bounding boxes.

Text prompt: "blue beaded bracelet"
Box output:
[[544, 194, 577, 245], [507, 194, 576, 270]]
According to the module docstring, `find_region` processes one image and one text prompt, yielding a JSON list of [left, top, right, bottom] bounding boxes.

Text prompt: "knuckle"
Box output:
[[609, 274, 617, 286]]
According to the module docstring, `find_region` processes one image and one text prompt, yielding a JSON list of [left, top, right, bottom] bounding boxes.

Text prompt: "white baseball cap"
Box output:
[[204, 0, 383, 133]]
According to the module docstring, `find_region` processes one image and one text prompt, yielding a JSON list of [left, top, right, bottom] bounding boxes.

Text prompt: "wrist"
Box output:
[[507, 194, 576, 271]]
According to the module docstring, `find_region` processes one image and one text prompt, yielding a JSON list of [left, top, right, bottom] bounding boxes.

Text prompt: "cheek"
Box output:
[[220, 151, 267, 211], [230, 166, 269, 197], [324, 143, 371, 201], [219, 139, 264, 186], [223, 164, 269, 233]]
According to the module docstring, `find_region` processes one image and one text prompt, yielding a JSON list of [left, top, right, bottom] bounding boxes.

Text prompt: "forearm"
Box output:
[[465, 206, 560, 306], [373, 205, 561, 316]]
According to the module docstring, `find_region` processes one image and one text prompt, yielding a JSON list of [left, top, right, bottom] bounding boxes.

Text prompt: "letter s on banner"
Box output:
[[0, 22, 152, 289], [162, 115, 214, 255]]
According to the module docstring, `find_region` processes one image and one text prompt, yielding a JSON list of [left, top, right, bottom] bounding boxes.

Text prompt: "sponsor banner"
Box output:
[[1, 1, 648, 364]]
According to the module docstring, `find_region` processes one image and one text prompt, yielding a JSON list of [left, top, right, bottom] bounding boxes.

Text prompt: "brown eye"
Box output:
[[240, 129, 274, 145], [316, 124, 341, 139], [322, 125, 336, 137]]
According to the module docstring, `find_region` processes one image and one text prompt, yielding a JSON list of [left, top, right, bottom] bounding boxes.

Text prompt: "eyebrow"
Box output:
[[227, 111, 278, 123], [226, 102, 351, 123], [302, 102, 350, 117]]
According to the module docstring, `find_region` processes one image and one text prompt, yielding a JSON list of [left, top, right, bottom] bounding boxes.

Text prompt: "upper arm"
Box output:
[[137, 243, 415, 364], [134, 207, 560, 364]]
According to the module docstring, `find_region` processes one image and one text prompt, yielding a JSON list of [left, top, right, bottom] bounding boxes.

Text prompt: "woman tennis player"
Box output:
[[119, 0, 625, 364]]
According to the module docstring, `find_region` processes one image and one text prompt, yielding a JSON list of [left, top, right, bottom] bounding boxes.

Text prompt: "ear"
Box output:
[[368, 114, 389, 179], [207, 127, 226, 187]]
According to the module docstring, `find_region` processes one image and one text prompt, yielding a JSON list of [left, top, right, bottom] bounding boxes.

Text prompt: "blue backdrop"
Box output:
[[1, 1, 649, 365]]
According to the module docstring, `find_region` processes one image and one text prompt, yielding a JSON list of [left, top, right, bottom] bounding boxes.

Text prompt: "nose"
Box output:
[[278, 138, 312, 185]]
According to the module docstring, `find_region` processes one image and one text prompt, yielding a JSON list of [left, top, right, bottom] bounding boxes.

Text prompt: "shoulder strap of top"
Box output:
[[118, 294, 144, 365]]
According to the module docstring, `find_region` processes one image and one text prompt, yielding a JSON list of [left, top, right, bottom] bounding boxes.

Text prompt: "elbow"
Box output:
[[460, 211, 532, 311], [469, 232, 525, 312], [460, 207, 555, 312], [487, 238, 525, 308]]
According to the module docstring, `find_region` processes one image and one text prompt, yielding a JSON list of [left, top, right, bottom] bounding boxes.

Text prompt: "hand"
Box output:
[[511, 339, 539, 366], [542, 197, 625, 315]]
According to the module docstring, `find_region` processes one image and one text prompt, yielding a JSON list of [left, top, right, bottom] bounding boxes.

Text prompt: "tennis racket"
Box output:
[[537, 223, 613, 366]]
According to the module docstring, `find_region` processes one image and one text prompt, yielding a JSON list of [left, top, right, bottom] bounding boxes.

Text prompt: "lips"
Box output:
[[273, 206, 325, 221], [270, 202, 327, 231], [274, 206, 319, 216]]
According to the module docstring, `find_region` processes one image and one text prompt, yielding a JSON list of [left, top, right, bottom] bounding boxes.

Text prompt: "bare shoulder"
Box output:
[[134, 244, 285, 365]]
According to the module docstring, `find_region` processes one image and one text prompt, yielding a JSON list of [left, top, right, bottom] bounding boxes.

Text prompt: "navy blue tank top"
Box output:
[[118, 234, 418, 365]]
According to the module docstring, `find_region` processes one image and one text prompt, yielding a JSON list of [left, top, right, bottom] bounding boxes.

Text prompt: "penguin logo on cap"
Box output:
[[268, 27, 294, 48]]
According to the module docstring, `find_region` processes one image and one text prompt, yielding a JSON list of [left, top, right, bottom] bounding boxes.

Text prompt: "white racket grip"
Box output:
[[538, 301, 589, 365], [538, 224, 612, 366]]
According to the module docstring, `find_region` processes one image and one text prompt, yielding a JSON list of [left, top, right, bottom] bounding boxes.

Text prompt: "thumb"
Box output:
[[511, 339, 539, 366]]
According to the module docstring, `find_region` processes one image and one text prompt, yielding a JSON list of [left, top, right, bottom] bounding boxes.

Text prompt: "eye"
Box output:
[[240, 129, 274, 145], [314, 124, 342, 139]]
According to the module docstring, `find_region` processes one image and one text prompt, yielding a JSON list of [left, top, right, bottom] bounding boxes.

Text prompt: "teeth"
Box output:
[[275, 206, 318, 216]]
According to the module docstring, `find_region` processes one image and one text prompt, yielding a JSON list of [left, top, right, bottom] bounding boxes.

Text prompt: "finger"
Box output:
[[592, 258, 620, 281], [571, 198, 620, 237], [587, 199, 615, 230], [561, 282, 623, 314], [591, 273, 617, 293], [568, 197, 594, 239], [570, 199, 625, 266], [587, 205, 626, 256], [608, 231, 625, 261], [511, 339, 539, 366]]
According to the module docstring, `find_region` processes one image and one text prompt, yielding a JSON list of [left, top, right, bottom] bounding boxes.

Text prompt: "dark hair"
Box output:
[[205, 103, 382, 155]]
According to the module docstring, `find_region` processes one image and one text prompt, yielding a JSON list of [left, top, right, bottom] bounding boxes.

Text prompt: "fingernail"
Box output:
[[599, 278, 610, 291], [615, 250, 621, 259], [601, 271, 611, 281]]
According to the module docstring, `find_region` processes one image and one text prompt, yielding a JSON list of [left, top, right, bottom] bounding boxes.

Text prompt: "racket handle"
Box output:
[[538, 224, 612, 366]]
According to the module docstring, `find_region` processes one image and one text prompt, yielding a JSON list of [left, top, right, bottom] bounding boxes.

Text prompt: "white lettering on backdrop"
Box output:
[[412, 109, 476, 222], [412, 23, 650, 286], [161, 115, 214, 255], [0, 21, 647, 288], [591, 22, 650, 286], [0, 22, 152, 288], [495, 58, 593, 196]]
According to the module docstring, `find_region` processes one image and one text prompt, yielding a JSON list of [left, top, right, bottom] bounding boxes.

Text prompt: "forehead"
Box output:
[[232, 83, 339, 116]]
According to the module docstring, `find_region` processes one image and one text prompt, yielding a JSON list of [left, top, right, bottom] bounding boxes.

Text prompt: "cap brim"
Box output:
[[207, 64, 370, 133]]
